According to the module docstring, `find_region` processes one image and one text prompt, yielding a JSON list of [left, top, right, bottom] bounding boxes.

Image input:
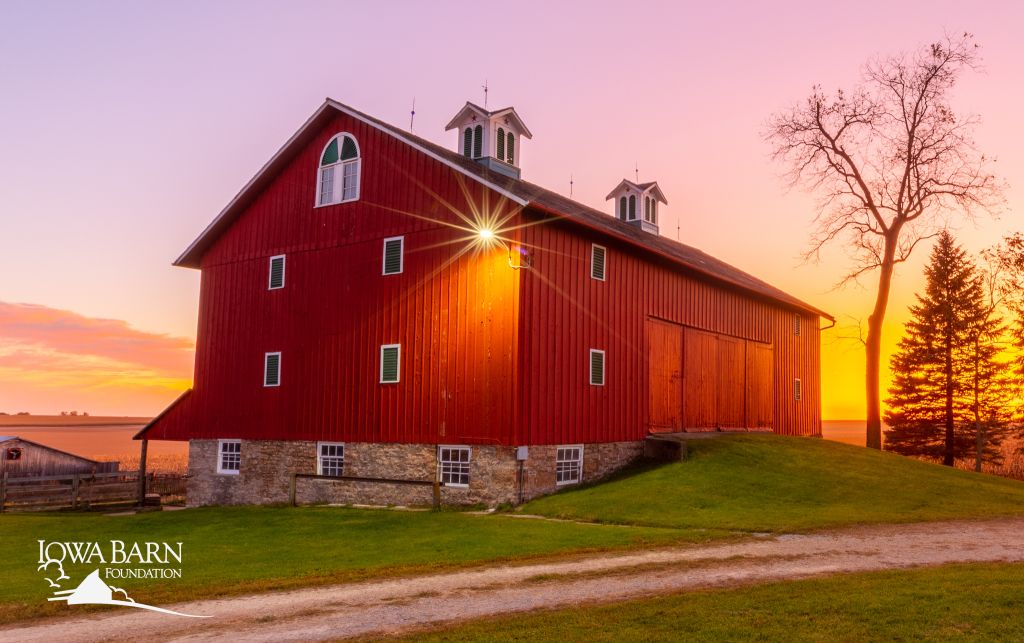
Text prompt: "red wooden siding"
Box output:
[[146, 112, 522, 444], [517, 218, 822, 444]]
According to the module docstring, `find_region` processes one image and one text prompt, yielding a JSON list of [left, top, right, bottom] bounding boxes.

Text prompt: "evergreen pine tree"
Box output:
[[884, 231, 1016, 465]]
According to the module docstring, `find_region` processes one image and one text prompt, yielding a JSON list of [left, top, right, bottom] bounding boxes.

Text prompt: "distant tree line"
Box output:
[[885, 230, 1024, 469]]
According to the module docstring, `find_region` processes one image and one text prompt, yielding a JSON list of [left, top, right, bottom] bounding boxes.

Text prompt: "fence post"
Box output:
[[289, 473, 297, 506], [432, 480, 441, 510], [71, 474, 80, 509], [0, 471, 7, 513], [137, 439, 149, 506]]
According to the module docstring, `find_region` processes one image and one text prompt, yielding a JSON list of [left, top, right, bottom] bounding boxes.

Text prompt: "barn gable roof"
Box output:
[[175, 99, 832, 321]]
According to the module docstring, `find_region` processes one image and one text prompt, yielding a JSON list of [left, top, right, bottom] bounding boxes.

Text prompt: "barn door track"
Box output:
[[4, 517, 1024, 642]]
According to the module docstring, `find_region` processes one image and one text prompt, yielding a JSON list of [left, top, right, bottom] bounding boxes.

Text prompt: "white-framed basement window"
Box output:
[[317, 442, 345, 477], [589, 349, 605, 386], [380, 344, 401, 383], [556, 445, 583, 486], [591, 244, 606, 281], [316, 133, 361, 206], [382, 236, 404, 275], [438, 445, 471, 487], [794, 378, 802, 401], [217, 439, 241, 475], [268, 254, 286, 290], [264, 352, 281, 387]]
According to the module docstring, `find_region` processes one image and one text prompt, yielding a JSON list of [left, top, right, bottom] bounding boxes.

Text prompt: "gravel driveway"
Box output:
[[3, 517, 1023, 642]]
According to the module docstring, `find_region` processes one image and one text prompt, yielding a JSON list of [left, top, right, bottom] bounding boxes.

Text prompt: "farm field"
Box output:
[[2, 434, 1024, 627], [399, 562, 1024, 642]]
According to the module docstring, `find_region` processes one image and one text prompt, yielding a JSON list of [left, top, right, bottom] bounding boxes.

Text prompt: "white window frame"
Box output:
[[317, 442, 345, 477], [438, 445, 471, 487], [590, 244, 606, 281], [382, 236, 405, 275], [315, 133, 361, 207], [589, 349, 605, 386], [794, 378, 802, 401], [264, 351, 281, 387], [268, 254, 286, 290], [556, 445, 584, 486], [380, 344, 401, 384], [217, 439, 241, 475]]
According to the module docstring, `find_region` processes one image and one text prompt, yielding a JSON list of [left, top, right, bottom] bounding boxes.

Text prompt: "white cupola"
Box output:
[[445, 102, 532, 179], [605, 179, 668, 235]]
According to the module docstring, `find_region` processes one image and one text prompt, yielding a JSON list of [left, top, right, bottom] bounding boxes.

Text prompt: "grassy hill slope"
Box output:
[[522, 434, 1024, 531]]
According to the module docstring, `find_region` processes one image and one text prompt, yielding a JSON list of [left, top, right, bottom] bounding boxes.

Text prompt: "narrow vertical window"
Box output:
[[463, 128, 473, 157], [556, 446, 583, 485], [473, 125, 483, 158], [264, 352, 281, 387], [590, 244, 606, 281], [628, 195, 636, 220], [380, 344, 401, 383], [793, 313, 802, 336], [618, 196, 627, 220], [794, 378, 802, 401], [650, 200, 657, 224], [645, 197, 651, 221], [217, 440, 241, 474], [496, 127, 505, 160], [506, 132, 515, 163], [589, 349, 605, 386], [268, 255, 285, 290], [382, 236, 404, 275]]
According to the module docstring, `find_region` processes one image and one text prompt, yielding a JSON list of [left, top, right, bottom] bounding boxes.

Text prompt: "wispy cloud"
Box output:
[[0, 302, 193, 415]]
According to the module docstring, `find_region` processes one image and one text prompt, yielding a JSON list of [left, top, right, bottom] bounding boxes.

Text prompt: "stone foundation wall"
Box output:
[[187, 439, 644, 507]]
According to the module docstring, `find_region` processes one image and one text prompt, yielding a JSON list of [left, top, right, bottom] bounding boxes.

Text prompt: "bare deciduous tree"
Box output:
[[766, 34, 1003, 449]]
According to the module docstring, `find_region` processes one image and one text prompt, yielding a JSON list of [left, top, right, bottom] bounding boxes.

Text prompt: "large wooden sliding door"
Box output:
[[745, 340, 774, 429], [647, 319, 683, 433], [682, 328, 717, 430], [717, 336, 746, 428]]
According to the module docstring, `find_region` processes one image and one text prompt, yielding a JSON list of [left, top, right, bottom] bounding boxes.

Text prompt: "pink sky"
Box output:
[[1, 1, 1022, 417]]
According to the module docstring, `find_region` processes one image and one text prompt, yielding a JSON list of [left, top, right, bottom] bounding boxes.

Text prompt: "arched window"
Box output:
[[628, 195, 636, 220], [317, 133, 361, 206], [496, 127, 505, 160], [644, 197, 651, 220], [473, 125, 483, 158], [463, 128, 473, 157], [506, 132, 515, 163], [618, 196, 627, 220], [650, 200, 657, 224]]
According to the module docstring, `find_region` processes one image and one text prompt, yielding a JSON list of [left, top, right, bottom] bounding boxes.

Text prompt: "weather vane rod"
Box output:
[[482, 80, 489, 108], [409, 97, 416, 132]]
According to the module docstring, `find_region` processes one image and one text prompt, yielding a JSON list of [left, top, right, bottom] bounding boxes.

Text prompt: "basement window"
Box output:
[[556, 445, 583, 486], [264, 352, 281, 387], [217, 440, 241, 475], [382, 236, 404, 275], [438, 446, 471, 487], [591, 244, 606, 281], [794, 378, 802, 402], [380, 344, 401, 384], [268, 255, 285, 290], [317, 442, 345, 477], [794, 313, 802, 336], [589, 349, 605, 386]]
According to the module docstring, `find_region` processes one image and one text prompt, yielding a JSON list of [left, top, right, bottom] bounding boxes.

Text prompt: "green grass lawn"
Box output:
[[0, 506, 706, 624], [522, 434, 1024, 531], [399, 562, 1024, 642]]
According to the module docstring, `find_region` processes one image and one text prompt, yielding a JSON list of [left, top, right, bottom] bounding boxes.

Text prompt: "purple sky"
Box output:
[[1, 1, 1022, 416]]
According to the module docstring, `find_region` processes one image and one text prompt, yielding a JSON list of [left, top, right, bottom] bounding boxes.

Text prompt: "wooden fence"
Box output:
[[0, 471, 187, 512]]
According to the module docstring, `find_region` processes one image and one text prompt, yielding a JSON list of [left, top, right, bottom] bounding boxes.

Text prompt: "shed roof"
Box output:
[[0, 436, 15, 442], [174, 99, 832, 321]]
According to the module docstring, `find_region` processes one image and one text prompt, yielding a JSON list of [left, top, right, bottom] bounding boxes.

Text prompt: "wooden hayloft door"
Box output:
[[647, 319, 683, 432]]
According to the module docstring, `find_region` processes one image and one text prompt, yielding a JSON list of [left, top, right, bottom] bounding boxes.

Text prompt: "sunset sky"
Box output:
[[1, 1, 1021, 418]]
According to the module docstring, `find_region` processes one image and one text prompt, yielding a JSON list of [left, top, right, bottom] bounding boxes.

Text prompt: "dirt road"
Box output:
[[4, 517, 1023, 642]]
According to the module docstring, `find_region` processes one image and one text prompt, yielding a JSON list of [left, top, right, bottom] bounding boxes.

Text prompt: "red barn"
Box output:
[[138, 99, 832, 506]]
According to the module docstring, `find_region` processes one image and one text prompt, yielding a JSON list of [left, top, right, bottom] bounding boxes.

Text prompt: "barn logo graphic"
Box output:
[[37, 540, 210, 618]]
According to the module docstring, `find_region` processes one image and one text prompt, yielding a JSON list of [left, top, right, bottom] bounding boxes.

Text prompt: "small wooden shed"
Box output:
[[0, 436, 118, 477]]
